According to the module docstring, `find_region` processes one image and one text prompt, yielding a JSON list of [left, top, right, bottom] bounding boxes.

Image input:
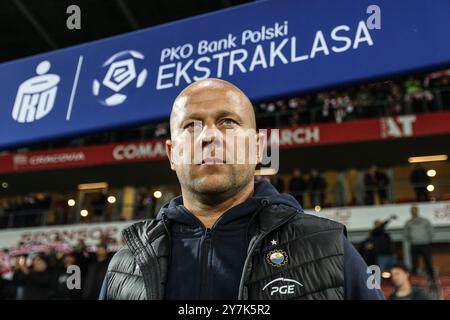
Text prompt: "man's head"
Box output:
[[62, 253, 76, 268], [32, 254, 48, 272], [390, 263, 410, 288], [293, 168, 301, 177], [96, 244, 108, 260], [410, 206, 419, 218], [373, 219, 382, 228], [166, 78, 264, 203]]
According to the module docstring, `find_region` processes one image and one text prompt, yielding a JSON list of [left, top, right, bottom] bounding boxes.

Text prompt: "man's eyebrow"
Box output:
[[215, 109, 244, 123], [181, 110, 244, 124]]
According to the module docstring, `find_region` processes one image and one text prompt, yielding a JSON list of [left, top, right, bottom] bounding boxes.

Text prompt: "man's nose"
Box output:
[[199, 125, 222, 146]]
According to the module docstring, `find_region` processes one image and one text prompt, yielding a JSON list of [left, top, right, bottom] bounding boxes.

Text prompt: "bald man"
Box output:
[[100, 79, 384, 300]]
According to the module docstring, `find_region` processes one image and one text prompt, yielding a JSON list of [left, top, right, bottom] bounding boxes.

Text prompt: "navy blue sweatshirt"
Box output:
[[100, 180, 384, 300]]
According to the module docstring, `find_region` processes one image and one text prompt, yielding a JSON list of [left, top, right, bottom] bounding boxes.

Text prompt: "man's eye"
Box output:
[[184, 122, 201, 130], [221, 118, 237, 126]]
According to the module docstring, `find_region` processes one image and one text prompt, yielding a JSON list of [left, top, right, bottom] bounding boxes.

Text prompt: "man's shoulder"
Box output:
[[108, 246, 136, 273], [274, 204, 346, 234], [124, 218, 161, 233], [412, 286, 432, 300], [121, 218, 163, 243]]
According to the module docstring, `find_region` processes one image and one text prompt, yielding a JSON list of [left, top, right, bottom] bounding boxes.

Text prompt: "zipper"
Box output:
[[200, 227, 212, 299], [178, 206, 219, 299], [179, 205, 228, 230]]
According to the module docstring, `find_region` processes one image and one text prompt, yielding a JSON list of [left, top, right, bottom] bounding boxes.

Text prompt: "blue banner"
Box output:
[[1, 0, 450, 149]]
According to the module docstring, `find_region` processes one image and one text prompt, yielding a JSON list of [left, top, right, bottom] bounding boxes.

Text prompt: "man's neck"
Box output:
[[182, 182, 254, 229], [396, 282, 412, 297]]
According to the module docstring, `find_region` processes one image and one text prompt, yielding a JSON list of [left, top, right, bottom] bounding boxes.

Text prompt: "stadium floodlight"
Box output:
[[78, 182, 109, 190], [153, 191, 162, 199], [427, 169, 436, 177], [107, 196, 116, 204], [408, 154, 448, 163], [68, 199, 76, 206], [427, 184, 435, 192], [80, 209, 89, 217]]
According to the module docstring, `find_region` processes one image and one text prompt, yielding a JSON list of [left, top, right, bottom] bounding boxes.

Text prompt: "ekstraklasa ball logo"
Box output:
[[92, 50, 148, 106]]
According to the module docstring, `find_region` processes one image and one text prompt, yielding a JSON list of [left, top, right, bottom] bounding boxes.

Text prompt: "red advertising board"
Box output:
[[1, 112, 450, 174]]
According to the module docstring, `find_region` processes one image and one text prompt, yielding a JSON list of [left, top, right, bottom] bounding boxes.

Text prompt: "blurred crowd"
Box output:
[[0, 237, 116, 300], [1, 205, 447, 300]]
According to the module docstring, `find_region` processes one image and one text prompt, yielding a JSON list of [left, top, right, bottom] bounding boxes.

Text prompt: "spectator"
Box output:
[[388, 263, 432, 300], [376, 168, 390, 204], [55, 253, 82, 300], [0, 275, 14, 299], [289, 168, 307, 207], [154, 122, 169, 138], [359, 236, 376, 267], [266, 102, 276, 113], [15, 254, 56, 300], [11, 255, 27, 299], [387, 83, 403, 115], [288, 98, 299, 110], [404, 77, 433, 113], [321, 92, 354, 123], [354, 85, 376, 118], [371, 215, 397, 272], [72, 240, 89, 282], [82, 244, 111, 300], [309, 169, 326, 207], [425, 70, 450, 108], [404, 206, 435, 284], [410, 165, 431, 202], [364, 166, 378, 205]]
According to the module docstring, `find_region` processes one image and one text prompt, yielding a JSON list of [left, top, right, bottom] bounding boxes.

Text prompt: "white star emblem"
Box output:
[[271, 239, 277, 245]]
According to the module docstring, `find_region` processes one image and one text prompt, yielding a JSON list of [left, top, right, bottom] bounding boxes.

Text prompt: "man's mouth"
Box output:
[[201, 157, 226, 165]]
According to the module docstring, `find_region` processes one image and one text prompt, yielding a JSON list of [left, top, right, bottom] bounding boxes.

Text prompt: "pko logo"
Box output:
[[12, 60, 60, 123], [92, 50, 148, 106]]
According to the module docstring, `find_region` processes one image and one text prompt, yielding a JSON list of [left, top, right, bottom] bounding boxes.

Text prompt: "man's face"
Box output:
[[32, 257, 47, 272], [374, 220, 382, 228], [411, 207, 418, 218], [167, 80, 261, 197], [63, 255, 76, 267], [96, 246, 108, 259], [390, 268, 409, 288]]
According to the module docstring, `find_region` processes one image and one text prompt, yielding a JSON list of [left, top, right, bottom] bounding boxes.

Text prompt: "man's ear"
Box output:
[[256, 131, 266, 165], [165, 139, 176, 171]]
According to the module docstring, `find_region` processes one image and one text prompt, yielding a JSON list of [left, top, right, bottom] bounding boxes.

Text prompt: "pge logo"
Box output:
[[92, 50, 148, 106], [262, 277, 303, 296]]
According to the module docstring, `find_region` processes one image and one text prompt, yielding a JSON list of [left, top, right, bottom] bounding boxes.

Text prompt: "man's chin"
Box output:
[[192, 176, 232, 194]]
